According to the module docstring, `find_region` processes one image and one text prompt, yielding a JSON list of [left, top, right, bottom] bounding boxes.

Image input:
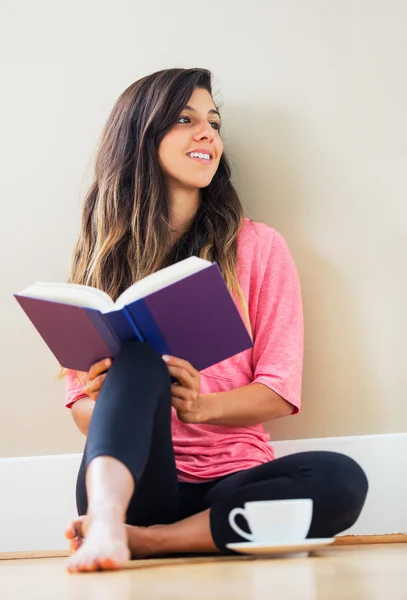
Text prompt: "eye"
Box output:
[[178, 115, 191, 124], [210, 121, 221, 131]]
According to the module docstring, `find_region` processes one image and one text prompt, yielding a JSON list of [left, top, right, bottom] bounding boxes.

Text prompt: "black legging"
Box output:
[[76, 340, 368, 554]]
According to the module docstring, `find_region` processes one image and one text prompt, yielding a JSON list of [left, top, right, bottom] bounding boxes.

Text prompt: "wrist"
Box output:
[[199, 393, 219, 424]]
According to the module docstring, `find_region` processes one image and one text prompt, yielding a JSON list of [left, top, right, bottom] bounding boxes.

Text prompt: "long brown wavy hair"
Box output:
[[59, 68, 250, 380]]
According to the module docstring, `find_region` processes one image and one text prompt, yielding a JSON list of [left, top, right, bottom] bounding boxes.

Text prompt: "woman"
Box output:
[[63, 68, 368, 573]]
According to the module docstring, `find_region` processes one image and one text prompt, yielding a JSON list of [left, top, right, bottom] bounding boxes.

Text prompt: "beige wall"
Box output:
[[1, 1, 406, 457]]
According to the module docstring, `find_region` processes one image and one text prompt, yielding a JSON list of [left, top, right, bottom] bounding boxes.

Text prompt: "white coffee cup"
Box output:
[[228, 498, 313, 544]]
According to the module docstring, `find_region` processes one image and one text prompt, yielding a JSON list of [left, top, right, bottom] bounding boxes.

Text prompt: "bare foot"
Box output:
[[65, 515, 163, 567], [65, 507, 130, 573]]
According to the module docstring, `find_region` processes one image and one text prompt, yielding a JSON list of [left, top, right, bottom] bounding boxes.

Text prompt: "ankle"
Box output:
[[144, 525, 167, 556], [88, 502, 126, 522], [126, 524, 166, 557]]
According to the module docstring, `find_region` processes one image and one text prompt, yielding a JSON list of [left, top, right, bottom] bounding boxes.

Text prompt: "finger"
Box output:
[[88, 358, 112, 380], [167, 365, 195, 389], [162, 355, 197, 378], [172, 397, 188, 414], [171, 385, 189, 401], [84, 373, 107, 394], [69, 539, 80, 555], [171, 384, 194, 401], [64, 524, 77, 540], [87, 358, 112, 381]]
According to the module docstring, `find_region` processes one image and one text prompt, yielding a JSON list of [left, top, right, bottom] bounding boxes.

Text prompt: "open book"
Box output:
[[14, 256, 253, 373]]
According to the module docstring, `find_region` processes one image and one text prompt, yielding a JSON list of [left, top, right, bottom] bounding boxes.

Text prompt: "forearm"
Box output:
[[201, 383, 294, 427], [71, 397, 95, 435]]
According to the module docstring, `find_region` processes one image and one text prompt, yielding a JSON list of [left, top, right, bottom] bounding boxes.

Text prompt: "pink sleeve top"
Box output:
[[65, 218, 304, 482]]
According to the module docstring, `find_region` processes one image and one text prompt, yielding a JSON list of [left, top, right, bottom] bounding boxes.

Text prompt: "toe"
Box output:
[[66, 555, 91, 573], [66, 545, 91, 573], [66, 556, 79, 573], [76, 548, 95, 572], [99, 557, 121, 570]]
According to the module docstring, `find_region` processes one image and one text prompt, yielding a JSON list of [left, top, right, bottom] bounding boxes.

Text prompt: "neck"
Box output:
[[167, 185, 200, 235]]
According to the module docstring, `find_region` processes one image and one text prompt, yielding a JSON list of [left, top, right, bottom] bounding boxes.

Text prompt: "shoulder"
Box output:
[[237, 217, 290, 263]]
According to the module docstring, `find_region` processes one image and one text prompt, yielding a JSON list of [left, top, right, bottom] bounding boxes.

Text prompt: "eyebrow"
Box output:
[[184, 105, 221, 119]]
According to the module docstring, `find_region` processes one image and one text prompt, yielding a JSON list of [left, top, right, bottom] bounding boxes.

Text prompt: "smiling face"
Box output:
[[158, 87, 224, 191]]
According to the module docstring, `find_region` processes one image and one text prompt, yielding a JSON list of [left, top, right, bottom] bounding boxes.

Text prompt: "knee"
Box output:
[[119, 340, 163, 365], [312, 451, 369, 527], [113, 340, 170, 387], [329, 452, 368, 508]]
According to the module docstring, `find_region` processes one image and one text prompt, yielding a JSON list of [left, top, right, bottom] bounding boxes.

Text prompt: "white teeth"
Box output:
[[188, 152, 211, 160]]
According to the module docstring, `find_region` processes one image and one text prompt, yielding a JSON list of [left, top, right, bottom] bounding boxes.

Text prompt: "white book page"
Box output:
[[114, 256, 211, 310], [17, 256, 212, 313], [17, 282, 114, 312]]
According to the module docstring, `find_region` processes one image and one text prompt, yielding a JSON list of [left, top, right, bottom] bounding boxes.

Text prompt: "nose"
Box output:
[[193, 119, 215, 142]]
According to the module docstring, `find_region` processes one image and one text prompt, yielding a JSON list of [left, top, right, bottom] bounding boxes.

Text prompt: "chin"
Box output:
[[185, 176, 215, 189]]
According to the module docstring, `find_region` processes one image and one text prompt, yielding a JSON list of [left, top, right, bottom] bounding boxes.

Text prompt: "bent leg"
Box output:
[[109, 451, 368, 558], [76, 340, 179, 526], [68, 341, 179, 571], [203, 451, 368, 552]]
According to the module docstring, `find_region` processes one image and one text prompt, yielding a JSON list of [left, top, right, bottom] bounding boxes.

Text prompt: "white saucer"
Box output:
[[226, 538, 335, 556]]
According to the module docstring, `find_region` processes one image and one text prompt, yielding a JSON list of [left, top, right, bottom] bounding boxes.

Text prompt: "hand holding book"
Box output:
[[162, 354, 204, 424], [82, 358, 112, 401], [14, 256, 253, 373]]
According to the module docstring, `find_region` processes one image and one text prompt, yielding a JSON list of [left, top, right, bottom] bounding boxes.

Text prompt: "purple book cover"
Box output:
[[136, 264, 252, 371], [13, 297, 123, 372], [14, 264, 253, 373]]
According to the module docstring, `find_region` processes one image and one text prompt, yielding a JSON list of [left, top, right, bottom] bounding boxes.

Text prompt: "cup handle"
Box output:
[[228, 507, 255, 541]]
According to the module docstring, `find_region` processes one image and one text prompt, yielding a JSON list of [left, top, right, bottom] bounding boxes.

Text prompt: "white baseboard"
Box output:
[[0, 433, 406, 553]]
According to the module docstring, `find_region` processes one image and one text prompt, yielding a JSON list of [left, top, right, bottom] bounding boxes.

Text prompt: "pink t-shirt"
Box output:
[[65, 218, 304, 482]]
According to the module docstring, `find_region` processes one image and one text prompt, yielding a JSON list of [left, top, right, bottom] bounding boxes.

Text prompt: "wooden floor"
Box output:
[[1, 544, 406, 600]]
